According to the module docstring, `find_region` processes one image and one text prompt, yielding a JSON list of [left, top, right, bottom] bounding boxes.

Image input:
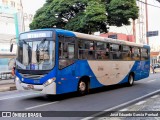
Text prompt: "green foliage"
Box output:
[[30, 0, 139, 34], [107, 0, 139, 26]]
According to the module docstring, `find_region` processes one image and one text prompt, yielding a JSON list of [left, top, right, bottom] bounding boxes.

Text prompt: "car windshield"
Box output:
[[16, 38, 55, 70]]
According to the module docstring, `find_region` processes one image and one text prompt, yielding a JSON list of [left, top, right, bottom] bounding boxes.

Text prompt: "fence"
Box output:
[[0, 71, 12, 80]]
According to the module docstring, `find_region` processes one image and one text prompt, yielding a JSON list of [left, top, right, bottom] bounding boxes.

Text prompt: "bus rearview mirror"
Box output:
[[10, 43, 13, 52]]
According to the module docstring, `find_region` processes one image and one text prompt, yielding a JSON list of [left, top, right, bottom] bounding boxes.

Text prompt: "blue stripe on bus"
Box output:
[[16, 59, 150, 94]]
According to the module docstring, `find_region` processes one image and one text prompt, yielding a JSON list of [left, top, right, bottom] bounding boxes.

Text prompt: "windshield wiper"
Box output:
[[22, 39, 27, 44], [41, 38, 46, 43]]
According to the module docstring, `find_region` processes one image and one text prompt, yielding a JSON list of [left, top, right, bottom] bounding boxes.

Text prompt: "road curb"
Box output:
[[0, 85, 16, 92], [0, 79, 15, 85], [10, 86, 16, 91], [82, 89, 160, 120]]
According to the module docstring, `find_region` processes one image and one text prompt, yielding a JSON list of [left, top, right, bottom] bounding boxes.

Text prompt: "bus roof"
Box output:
[[22, 28, 150, 48], [55, 29, 149, 48], [72, 31, 149, 48]]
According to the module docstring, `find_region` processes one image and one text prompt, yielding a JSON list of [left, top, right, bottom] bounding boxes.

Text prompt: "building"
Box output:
[[0, 0, 23, 72], [0, 0, 23, 55], [100, 32, 136, 43], [150, 52, 160, 65]]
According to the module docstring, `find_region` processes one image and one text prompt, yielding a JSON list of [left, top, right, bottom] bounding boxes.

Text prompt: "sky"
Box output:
[[147, 0, 160, 50], [22, 0, 45, 14]]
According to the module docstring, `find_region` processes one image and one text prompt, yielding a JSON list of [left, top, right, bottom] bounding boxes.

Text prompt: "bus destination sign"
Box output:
[[20, 31, 53, 39]]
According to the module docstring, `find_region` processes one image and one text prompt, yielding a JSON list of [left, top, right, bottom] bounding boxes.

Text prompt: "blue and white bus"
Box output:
[[14, 29, 150, 95]]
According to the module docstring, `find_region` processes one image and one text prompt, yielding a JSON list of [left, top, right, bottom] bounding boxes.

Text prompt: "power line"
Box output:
[[137, 0, 160, 9]]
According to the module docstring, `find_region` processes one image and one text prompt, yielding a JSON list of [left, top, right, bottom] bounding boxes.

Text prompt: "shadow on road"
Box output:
[[23, 83, 137, 102]]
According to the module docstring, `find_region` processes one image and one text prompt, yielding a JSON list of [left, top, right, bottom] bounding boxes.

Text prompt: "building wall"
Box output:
[[100, 33, 135, 43], [0, 0, 23, 55]]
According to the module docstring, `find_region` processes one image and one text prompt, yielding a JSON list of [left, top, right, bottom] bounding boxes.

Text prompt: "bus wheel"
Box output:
[[78, 81, 88, 95], [127, 74, 134, 86]]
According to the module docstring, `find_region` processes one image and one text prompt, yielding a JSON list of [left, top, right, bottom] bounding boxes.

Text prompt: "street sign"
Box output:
[[147, 31, 159, 37]]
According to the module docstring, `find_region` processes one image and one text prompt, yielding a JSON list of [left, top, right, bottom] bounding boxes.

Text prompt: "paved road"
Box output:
[[0, 73, 159, 120]]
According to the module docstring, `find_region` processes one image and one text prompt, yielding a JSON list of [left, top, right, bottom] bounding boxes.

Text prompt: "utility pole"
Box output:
[[145, 0, 149, 45], [133, 20, 136, 42], [20, 0, 25, 32]]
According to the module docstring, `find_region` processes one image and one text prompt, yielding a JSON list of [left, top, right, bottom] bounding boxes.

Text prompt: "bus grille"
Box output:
[[20, 73, 45, 79]]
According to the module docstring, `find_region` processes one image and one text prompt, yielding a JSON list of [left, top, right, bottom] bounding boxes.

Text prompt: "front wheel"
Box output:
[[78, 81, 88, 95], [127, 74, 134, 86]]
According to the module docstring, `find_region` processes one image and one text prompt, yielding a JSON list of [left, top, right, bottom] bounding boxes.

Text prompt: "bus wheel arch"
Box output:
[[127, 72, 135, 86], [77, 76, 90, 95]]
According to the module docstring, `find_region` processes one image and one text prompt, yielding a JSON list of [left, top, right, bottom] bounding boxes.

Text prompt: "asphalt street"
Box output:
[[0, 73, 159, 120]]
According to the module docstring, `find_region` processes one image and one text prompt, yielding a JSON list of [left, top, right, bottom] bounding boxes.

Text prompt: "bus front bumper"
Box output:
[[15, 79, 56, 95]]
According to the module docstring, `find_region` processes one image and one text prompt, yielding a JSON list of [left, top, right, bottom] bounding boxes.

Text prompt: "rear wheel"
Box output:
[[127, 74, 134, 86], [78, 81, 88, 95]]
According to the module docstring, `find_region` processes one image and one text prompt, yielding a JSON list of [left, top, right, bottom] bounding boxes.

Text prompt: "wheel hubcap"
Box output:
[[79, 82, 86, 91], [129, 76, 133, 84]]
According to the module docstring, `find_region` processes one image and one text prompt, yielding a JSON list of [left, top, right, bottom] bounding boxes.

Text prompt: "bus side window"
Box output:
[[59, 37, 75, 69], [110, 44, 122, 60], [122, 45, 131, 60], [132, 47, 140, 60], [95, 42, 109, 60], [59, 42, 63, 58], [141, 48, 149, 60], [78, 40, 95, 60], [68, 44, 75, 59]]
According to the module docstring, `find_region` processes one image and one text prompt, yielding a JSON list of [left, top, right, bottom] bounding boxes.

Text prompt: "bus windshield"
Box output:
[[16, 38, 55, 70]]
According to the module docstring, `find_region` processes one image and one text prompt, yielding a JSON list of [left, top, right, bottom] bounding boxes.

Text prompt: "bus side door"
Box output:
[[57, 36, 77, 93]]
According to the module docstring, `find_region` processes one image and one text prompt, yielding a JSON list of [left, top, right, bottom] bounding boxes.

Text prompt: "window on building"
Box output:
[[10, 1, 15, 7], [108, 34, 117, 39]]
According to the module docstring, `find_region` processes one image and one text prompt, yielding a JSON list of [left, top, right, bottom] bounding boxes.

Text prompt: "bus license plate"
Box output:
[[28, 85, 34, 89]]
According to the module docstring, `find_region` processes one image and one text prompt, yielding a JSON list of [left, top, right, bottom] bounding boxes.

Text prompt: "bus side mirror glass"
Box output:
[[10, 43, 13, 52]]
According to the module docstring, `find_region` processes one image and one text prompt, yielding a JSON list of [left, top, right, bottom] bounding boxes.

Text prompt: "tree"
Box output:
[[65, 1, 107, 34], [107, 0, 139, 26], [30, 0, 139, 34]]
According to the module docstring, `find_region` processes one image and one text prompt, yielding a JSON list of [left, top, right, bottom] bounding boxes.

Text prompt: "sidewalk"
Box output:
[[0, 79, 16, 92], [95, 93, 160, 120], [150, 68, 160, 73]]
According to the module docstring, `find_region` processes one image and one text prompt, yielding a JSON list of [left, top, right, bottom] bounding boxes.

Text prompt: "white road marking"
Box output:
[[135, 101, 146, 105], [147, 79, 156, 83], [25, 101, 59, 110], [0, 93, 39, 101], [81, 89, 160, 120], [151, 95, 159, 98], [119, 108, 128, 111]]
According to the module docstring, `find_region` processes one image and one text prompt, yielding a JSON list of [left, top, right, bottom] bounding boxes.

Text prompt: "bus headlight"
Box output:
[[15, 77, 21, 83], [15, 76, 19, 81], [43, 78, 56, 87]]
